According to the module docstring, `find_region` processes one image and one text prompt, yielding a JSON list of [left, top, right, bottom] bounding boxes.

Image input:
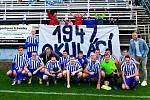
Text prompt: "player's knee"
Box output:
[[57, 73, 62, 78], [13, 71, 17, 76], [63, 70, 67, 77], [134, 76, 139, 81], [101, 71, 105, 77], [43, 75, 48, 80], [6, 70, 12, 76], [78, 72, 82, 78], [122, 84, 125, 89], [28, 72, 32, 77], [82, 73, 88, 78]]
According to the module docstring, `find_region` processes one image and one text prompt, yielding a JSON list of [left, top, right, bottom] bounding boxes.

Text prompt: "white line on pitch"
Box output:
[[0, 90, 150, 98]]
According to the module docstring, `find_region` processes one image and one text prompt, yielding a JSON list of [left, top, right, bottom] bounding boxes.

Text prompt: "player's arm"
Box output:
[[83, 66, 89, 74], [47, 10, 53, 19], [122, 71, 127, 86], [97, 69, 101, 89]]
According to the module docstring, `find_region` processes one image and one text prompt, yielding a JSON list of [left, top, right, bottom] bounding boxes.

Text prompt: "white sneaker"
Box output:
[[141, 81, 147, 86], [11, 80, 16, 86], [67, 84, 70, 88], [46, 82, 49, 86]]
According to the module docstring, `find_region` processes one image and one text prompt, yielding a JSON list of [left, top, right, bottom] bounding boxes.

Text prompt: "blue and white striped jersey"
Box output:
[[87, 60, 100, 73], [46, 60, 60, 72], [25, 57, 43, 70], [121, 61, 137, 76], [12, 54, 28, 70], [59, 55, 70, 69], [66, 60, 82, 72], [25, 36, 39, 52]]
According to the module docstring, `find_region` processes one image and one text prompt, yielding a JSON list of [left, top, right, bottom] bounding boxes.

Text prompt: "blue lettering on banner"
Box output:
[[42, 25, 114, 57]]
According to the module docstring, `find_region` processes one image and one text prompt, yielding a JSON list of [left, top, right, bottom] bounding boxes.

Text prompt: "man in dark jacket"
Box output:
[[39, 47, 60, 65]]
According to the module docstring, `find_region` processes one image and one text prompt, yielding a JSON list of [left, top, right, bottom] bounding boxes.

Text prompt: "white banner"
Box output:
[[39, 25, 121, 59], [0, 25, 32, 39]]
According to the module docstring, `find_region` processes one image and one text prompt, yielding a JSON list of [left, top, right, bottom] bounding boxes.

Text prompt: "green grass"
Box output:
[[0, 53, 150, 100]]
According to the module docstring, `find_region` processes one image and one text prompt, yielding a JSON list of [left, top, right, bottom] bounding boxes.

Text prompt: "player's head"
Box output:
[[45, 47, 52, 55], [18, 46, 24, 56], [95, 48, 100, 56], [105, 48, 111, 55], [51, 56, 57, 64], [70, 55, 75, 64], [32, 51, 38, 60], [91, 54, 97, 63], [125, 55, 131, 65], [63, 50, 68, 57], [132, 31, 138, 40], [31, 27, 36, 36], [122, 49, 128, 56], [104, 54, 110, 62], [78, 51, 83, 59]]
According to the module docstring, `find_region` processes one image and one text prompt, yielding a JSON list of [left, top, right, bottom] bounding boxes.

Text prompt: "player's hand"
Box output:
[[33, 71, 37, 75], [126, 76, 131, 79], [96, 84, 100, 90], [71, 71, 76, 76], [89, 72, 94, 75]]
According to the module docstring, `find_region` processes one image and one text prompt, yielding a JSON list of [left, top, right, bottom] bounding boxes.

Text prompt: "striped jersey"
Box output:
[[12, 54, 28, 70], [66, 60, 82, 72], [46, 60, 60, 72], [25, 57, 43, 70], [59, 55, 70, 69], [25, 36, 39, 52], [87, 60, 100, 73], [121, 61, 137, 76], [96, 55, 103, 62]]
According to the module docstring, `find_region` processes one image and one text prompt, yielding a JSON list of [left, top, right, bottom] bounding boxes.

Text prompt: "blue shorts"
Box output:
[[122, 77, 136, 86], [28, 69, 44, 78], [27, 52, 32, 58]]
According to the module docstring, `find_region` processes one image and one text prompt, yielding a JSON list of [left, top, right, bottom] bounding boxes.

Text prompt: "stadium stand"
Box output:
[[0, 0, 149, 47]]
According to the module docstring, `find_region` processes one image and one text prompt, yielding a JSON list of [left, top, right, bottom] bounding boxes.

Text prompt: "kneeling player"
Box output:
[[6, 46, 28, 85], [63, 55, 83, 88], [22, 51, 44, 84], [43, 56, 62, 86], [82, 54, 101, 89], [121, 55, 139, 90], [100, 54, 119, 90]]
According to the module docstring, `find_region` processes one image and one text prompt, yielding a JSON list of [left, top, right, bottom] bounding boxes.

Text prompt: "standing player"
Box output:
[[82, 54, 101, 89], [63, 55, 83, 88], [95, 49, 103, 62], [6, 46, 28, 85], [105, 48, 118, 64], [119, 49, 139, 65], [129, 31, 149, 86], [59, 50, 70, 71], [22, 51, 44, 84], [76, 51, 88, 70], [121, 55, 139, 90], [100, 54, 119, 90], [43, 56, 62, 86], [25, 27, 39, 58]]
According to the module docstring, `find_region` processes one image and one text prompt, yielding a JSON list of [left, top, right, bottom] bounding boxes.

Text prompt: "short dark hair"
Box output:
[[125, 55, 130, 59], [32, 51, 38, 54], [78, 51, 83, 54], [18, 46, 24, 49], [132, 31, 138, 34], [95, 48, 100, 51], [104, 53, 110, 57], [123, 49, 128, 52], [105, 48, 111, 52], [70, 55, 74, 58], [63, 50, 68, 53]]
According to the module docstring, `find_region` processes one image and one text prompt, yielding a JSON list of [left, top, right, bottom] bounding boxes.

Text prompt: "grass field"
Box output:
[[0, 55, 150, 100]]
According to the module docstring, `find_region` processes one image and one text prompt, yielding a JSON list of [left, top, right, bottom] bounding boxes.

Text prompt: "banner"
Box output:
[[0, 25, 32, 40], [39, 25, 121, 59]]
